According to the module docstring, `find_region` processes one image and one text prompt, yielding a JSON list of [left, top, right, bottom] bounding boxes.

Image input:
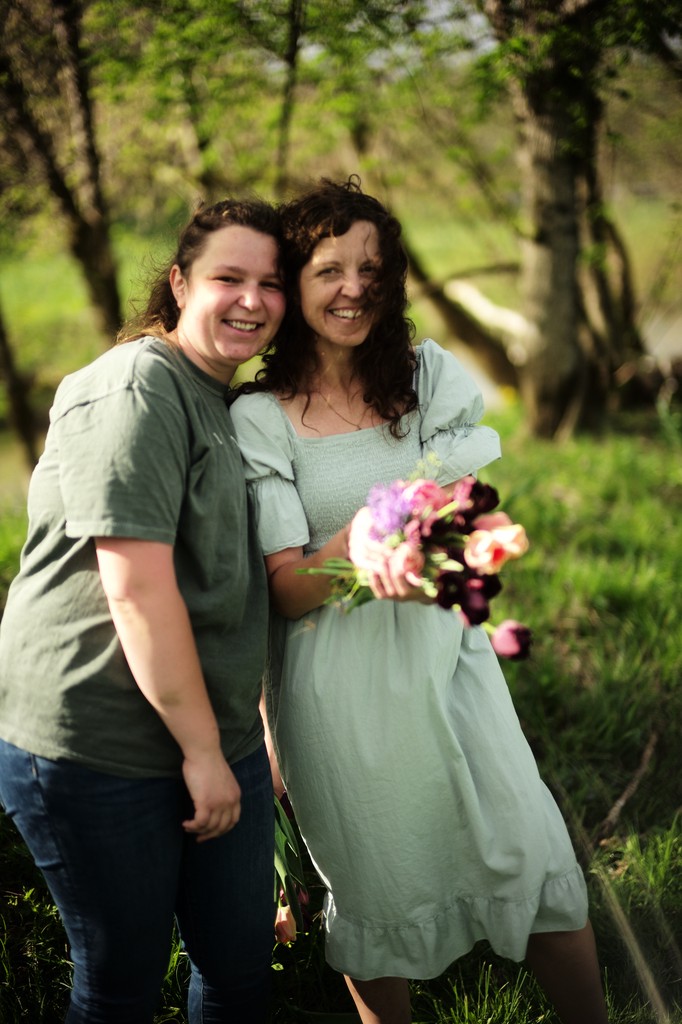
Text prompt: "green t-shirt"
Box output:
[[0, 337, 268, 777]]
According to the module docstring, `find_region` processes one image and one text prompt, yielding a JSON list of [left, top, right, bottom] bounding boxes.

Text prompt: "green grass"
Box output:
[[485, 404, 681, 833], [1, 401, 681, 1022], [0, 813, 71, 1024], [0, 248, 104, 398]]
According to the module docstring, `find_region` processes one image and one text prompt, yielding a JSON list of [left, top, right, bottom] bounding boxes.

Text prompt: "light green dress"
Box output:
[[230, 340, 588, 981]]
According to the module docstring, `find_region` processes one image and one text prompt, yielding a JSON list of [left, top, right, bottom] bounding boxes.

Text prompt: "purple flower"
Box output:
[[491, 620, 532, 660], [367, 481, 412, 539]]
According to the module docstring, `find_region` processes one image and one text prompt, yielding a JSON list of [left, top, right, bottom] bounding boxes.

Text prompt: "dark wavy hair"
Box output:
[[118, 197, 285, 343], [245, 177, 417, 436]]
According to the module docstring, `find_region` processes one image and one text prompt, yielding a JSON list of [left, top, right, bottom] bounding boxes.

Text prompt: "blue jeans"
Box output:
[[0, 740, 274, 1024]]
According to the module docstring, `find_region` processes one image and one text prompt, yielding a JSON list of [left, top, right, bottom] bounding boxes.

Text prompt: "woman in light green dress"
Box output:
[[230, 178, 608, 1024]]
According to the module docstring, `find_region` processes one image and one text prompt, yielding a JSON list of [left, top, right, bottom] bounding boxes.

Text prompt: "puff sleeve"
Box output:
[[230, 392, 310, 556], [415, 339, 501, 483]]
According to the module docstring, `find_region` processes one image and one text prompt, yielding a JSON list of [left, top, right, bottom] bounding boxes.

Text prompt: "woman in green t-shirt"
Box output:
[[0, 199, 285, 1023]]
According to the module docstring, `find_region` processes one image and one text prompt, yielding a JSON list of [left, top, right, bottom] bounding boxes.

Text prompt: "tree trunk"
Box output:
[[483, 0, 656, 437], [575, 99, 648, 409], [0, 0, 122, 339], [512, 65, 648, 435], [274, 0, 304, 199], [511, 80, 589, 438], [51, 0, 122, 337], [406, 241, 519, 389], [0, 297, 40, 469]]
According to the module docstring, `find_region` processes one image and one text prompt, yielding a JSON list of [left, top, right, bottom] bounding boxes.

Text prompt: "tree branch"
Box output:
[[595, 730, 659, 842], [405, 238, 519, 388], [651, 32, 682, 89], [51, 0, 107, 219], [0, 51, 81, 222]]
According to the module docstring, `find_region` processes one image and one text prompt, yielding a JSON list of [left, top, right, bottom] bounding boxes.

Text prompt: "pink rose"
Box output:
[[403, 517, 424, 545], [386, 541, 425, 585], [491, 619, 532, 660], [402, 479, 449, 515], [274, 904, 297, 944], [450, 475, 476, 506], [463, 523, 529, 574]]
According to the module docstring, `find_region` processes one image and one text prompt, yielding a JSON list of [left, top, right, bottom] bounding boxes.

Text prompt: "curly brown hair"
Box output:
[[244, 177, 417, 436], [117, 197, 285, 344]]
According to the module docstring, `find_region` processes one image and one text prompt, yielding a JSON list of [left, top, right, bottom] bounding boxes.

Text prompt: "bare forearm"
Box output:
[[95, 538, 241, 840], [268, 526, 349, 619], [106, 586, 222, 757], [95, 540, 221, 758]]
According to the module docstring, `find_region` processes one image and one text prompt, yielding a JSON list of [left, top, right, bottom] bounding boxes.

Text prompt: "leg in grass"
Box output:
[[344, 975, 411, 1024], [525, 920, 609, 1024]]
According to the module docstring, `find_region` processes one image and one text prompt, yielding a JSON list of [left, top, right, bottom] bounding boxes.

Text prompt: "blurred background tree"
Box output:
[[1, 0, 122, 334], [0, 0, 680, 464]]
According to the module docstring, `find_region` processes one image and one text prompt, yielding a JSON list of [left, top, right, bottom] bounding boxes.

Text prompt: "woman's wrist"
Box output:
[[338, 524, 350, 561]]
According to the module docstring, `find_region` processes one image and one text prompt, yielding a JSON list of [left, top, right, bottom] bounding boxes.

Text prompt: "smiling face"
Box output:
[[298, 220, 380, 356], [170, 224, 285, 384]]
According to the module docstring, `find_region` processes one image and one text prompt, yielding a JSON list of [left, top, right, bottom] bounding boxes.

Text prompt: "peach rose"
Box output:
[[470, 511, 513, 531], [463, 523, 529, 574]]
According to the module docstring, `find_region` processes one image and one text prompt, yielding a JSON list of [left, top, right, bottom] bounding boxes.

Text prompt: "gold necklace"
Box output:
[[315, 390, 366, 431]]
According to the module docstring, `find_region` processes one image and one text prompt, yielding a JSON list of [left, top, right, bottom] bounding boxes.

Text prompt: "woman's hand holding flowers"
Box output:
[[348, 507, 430, 601], [300, 472, 533, 658]]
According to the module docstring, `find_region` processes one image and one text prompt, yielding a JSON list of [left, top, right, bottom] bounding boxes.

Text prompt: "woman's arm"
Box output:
[[95, 537, 241, 842], [265, 528, 350, 620], [259, 691, 285, 798], [266, 522, 432, 619]]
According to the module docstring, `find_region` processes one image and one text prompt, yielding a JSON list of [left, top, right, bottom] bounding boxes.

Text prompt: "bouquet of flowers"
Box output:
[[302, 474, 532, 660]]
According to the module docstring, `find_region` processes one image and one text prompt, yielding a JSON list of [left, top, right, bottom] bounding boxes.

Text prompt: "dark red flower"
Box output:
[[449, 476, 500, 533], [436, 567, 502, 621], [435, 570, 466, 610]]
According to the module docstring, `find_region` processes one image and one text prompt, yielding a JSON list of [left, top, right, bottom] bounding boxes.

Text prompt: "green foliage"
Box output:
[[0, 249, 105, 388], [0, 507, 26, 613], [271, 866, 361, 1020], [274, 795, 308, 933], [0, 815, 70, 1023], [1, 0, 680, 364]]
